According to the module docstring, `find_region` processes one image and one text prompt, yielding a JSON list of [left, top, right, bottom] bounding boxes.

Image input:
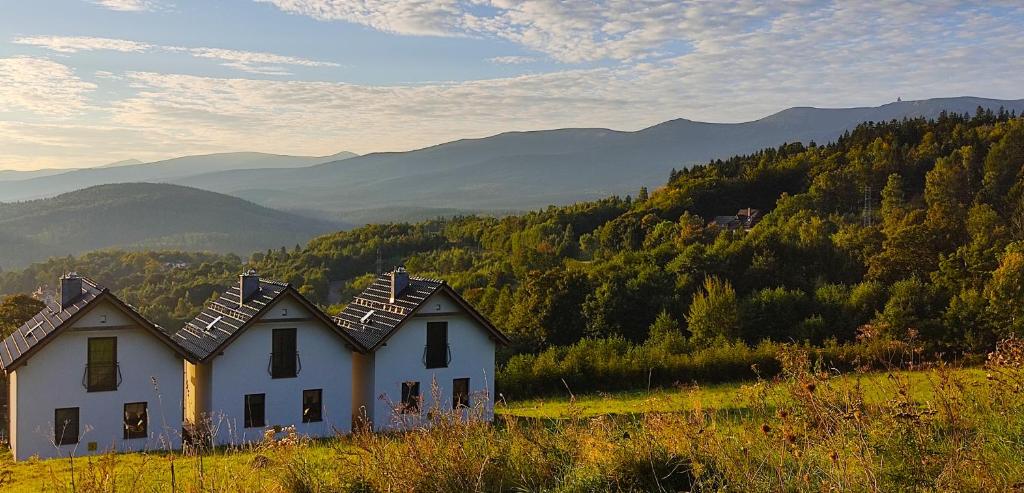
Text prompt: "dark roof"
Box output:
[[334, 274, 509, 350], [1, 277, 186, 371], [173, 279, 364, 361]]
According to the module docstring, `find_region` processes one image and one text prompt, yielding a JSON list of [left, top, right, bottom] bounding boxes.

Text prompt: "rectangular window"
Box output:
[[425, 322, 448, 369], [271, 328, 297, 378], [87, 337, 118, 392], [244, 393, 266, 428], [55, 407, 79, 445], [124, 402, 148, 439], [453, 378, 470, 409], [400, 381, 420, 414], [302, 389, 323, 423]]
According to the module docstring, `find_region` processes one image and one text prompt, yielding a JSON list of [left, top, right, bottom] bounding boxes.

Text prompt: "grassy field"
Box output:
[[499, 367, 989, 419], [0, 346, 1021, 491]]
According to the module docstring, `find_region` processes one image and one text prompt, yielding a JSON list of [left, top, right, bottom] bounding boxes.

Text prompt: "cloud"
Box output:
[[255, 0, 468, 37], [255, 0, 798, 63], [13, 35, 339, 75], [4, 1, 1024, 169], [487, 55, 537, 65], [13, 35, 151, 53], [88, 0, 162, 11], [0, 57, 96, 117], [256, 0, 1024, 64]]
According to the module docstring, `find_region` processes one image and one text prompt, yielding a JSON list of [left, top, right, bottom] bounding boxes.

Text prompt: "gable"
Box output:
[[69, 299, 137, 329], [174, 281, 364, 362], [257, 294, 313, 322], [413, 291, 462, 316], [2, 288, 187, 372]]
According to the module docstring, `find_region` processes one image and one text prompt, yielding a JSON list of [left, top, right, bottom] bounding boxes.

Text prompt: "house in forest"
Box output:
[[0, 273, 188, 460], [173, 271, 365, 446], [334, 267, 509, 430]]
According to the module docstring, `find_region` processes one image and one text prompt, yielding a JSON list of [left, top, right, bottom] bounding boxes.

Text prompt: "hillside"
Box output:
[[2, 111, 1021, 354], [169, 97, 1024, 218], [0, 183, 342, 269], [0, 151, 358, 201]]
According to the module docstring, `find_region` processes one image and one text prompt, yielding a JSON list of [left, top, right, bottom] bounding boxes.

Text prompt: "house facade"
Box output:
[[0, 274, 187, 461], [173, 271, 364, 446], [335, 267, 509, 430], [2, 268, 503, 460]]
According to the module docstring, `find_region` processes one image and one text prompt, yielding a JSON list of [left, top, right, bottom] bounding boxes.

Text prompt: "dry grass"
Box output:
[[3, 341, 1024, 491]]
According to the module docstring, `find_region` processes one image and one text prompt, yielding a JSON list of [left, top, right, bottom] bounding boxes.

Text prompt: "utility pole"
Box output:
[[376, 248, 383, 275]]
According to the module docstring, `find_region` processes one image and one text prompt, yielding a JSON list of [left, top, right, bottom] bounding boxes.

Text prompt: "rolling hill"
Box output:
[[1, 97, 1020, 225], [0, 183, 343, 270], [167, 97, 1024, 218], [0, 151, 357, 201]]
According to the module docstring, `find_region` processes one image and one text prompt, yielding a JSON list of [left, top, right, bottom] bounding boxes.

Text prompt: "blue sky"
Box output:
[[1, 0, 1022, 170]]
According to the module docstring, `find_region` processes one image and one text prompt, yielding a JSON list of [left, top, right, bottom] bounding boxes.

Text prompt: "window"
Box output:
[[244, 393, 266, 428], [453, 378, 470, 409], [271, 328, 297, 378], [124, 402, 148, 439], [302, 389, 323, 423], [87, 337, 117, 392], [400, 382, 420, 414], [425, 322, 448, 369], [55, 407, 79, 445]]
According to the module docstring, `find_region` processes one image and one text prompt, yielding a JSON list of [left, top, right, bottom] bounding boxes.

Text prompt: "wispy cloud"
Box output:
[[487, 56, 537, 65], [14, 36, 151, 53], [13, 35, 339, 75], [88, 0, 163, 12], [0, 57, 96, 117]]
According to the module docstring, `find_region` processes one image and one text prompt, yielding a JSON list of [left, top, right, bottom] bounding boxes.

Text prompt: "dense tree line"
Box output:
[[1, 110, 1022, 380]]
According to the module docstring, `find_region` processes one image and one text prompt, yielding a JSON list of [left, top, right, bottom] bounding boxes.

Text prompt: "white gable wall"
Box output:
[[206, 295, 354, 446], [10, 299, 183, 460], [368, 291, 496, 430]]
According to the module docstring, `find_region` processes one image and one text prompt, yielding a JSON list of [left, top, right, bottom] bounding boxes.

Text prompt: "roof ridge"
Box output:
[[79, 276, 105, 290], [259, 279, 290, 287]]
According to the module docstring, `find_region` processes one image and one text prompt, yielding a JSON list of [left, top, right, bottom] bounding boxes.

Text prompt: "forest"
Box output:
[[2, 109, 1022, 396]]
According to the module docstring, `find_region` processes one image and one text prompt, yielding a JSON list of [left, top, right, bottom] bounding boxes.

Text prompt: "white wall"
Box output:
[[11, 300, 184, 460], [368, 291, 497, 430], [206, 295, 354, 446]]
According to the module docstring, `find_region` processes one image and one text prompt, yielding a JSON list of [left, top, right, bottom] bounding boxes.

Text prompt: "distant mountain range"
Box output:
[[155, 97, 1024, 217], [0, 183, 343, 269], [0, 151, 358, 200], [0, 96, 1021, 268]]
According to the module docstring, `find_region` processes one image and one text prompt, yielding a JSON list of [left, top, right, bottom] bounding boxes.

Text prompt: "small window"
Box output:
[[244, 393, 266, 428], [425, 322, 448, 369], [271, 328, 297, 378], [453, 378, 470, 409], [400, 382, 420, 414], [302, 389, 323, 423], [87, 337, 118, 392], [55, 407, 79, 445], [124, 402, 148, 439]]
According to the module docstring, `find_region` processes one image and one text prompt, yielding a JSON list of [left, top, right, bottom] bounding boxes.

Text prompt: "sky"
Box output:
[[1, 1, 1022, 170]]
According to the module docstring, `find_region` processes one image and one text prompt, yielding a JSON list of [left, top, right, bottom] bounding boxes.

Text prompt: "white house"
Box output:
[[334, 267, 509, 430], [0, 274, 188, 461], [173, 271, 365, 446]]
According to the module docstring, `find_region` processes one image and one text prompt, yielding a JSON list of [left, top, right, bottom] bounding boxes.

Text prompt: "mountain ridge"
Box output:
[[1, 97, 1021, 223], [0, 183, 344, 269]]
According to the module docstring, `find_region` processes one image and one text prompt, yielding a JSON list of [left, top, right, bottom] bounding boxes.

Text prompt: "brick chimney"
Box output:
[[59, 272, 83, 309], [390, 266, 409, 303], [240, 270, 260, 304]]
